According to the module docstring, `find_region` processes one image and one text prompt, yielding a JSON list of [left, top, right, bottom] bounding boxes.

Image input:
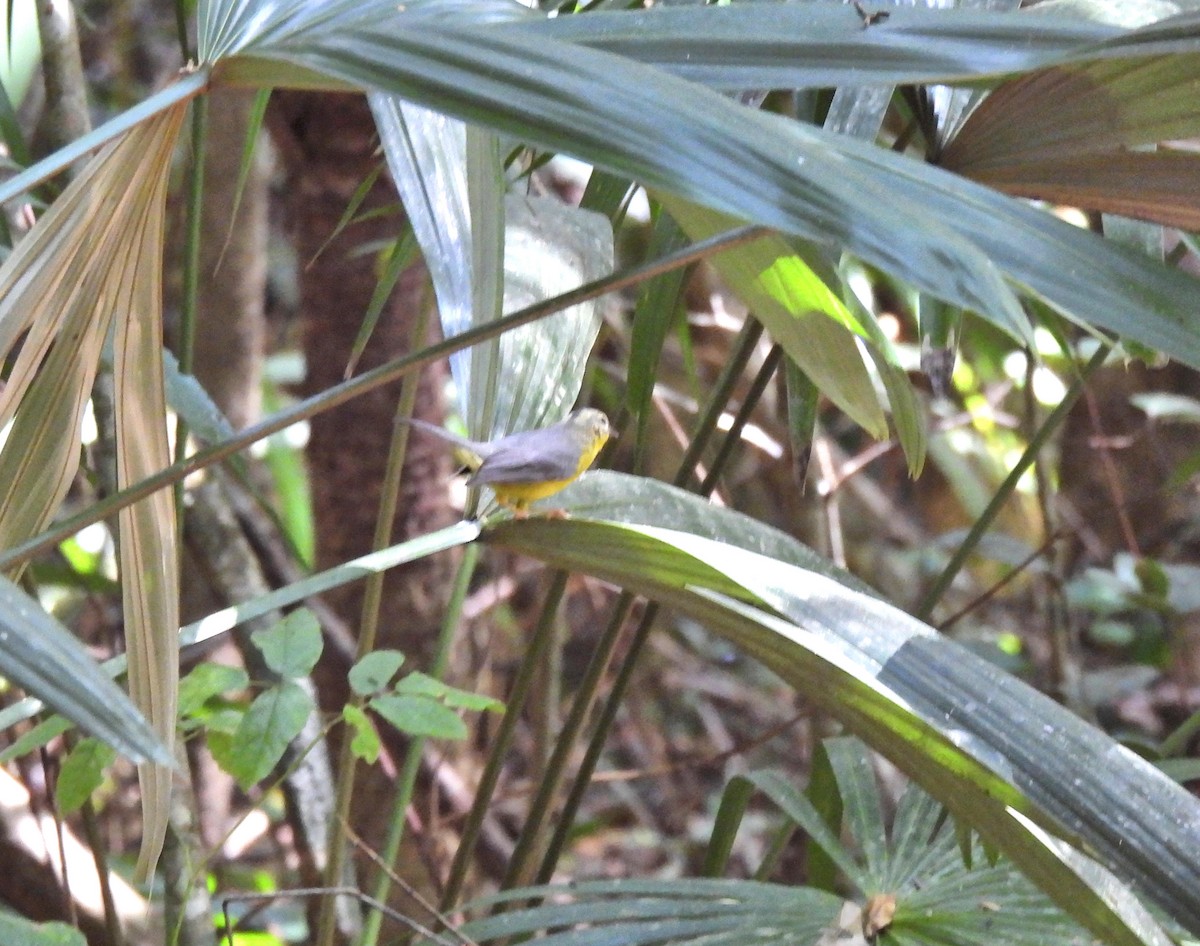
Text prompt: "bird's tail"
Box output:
[[397, 417, 487, 467]]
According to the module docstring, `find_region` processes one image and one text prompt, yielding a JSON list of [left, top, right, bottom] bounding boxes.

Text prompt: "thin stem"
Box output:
[[173, 0, 192, 61], [316, 300, 431, 946], [698, 344, 782, 495], [79, 797, 124, 946], [937, 532, 1060, 633], [499, 590, 635, 890], [534, 320, 781, 883], [361, 543, 481, 946], [1026, 347, 1077, 708], [0, 226, 766, 573], [673, 319, 765, 489], [915, 343, 1110, 621], [442, 571, 571, 908], [497, 317, 768, 890]]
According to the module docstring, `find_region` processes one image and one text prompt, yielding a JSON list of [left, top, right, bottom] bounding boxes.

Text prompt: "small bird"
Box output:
[[403, 408, 611, 515]]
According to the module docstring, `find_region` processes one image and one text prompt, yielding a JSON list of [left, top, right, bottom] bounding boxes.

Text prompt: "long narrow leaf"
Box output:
[[483, 490, 1199, 941], [226, 25, 1024, 329], [510, 4, 1124, 88], [112, 106, 187, 881], [0, 110, 186, 554], [0, 70, 207, 207], [660, 198, 888, 441], [0, 576, 169, 763], [218, 17, 1200, 367], [373, 94, 612, 439], [456, 878, 841, 946]]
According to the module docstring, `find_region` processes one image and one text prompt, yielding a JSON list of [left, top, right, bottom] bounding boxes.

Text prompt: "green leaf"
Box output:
[[370, 693, 468, 741], [178, 662, 250, 719], [486, 514, 1191, 943], [343, 703, 381, 763], [535, 471, 878, 596], [702, 775, 754, 878], [0, 576, 168, 764], [711, 741, 1096, 946], [251, 608, 323, 679], [201, 706, 245, 736], [231, 27, 1025, 332], [344, 226, 420, 378], [714, 769, 862, 886], [515, 4, 1124, 89], [371, 95, 613, 439], [454, 878, 841, 945], [0, 715, 72, 764], [223, 87, 272, 264], [661, 198, 888, 440], [784, 360, 819, 485], [348, 649, 405, 695], [626, 209, 690, 429], [805, 743, 844, 892], [55, 738, 117, 814], [0, 522, 482, 741], [215, 6, 1200, 367], [0, 913, 86, 946], [824, 738, 888, 886], [394, 671, 503, 712], [218, 680, 313, 789]]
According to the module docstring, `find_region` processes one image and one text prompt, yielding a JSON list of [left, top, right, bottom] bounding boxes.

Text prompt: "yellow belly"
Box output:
[[490, 435, 607, 513], [484, 429, 604, 513], [491, 477, 577, 512]]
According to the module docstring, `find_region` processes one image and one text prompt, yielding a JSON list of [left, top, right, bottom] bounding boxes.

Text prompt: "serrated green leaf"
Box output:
[[55, 738, 116, 814], [348, 649, 406, 695], [371, 693, 468, 741], [251, 608, 323, 679]]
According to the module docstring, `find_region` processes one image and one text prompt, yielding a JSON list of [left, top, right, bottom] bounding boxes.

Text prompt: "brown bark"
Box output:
[[193, 88, 270, 431], [177, 88, 275, 864], [269, 89, 459, 905]]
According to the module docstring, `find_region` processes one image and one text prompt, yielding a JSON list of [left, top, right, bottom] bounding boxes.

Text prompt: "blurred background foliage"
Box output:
[[2, 0, 1200, 945]]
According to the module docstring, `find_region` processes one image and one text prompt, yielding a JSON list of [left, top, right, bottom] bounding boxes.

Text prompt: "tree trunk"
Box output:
[[269, 89, 459, 909]]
